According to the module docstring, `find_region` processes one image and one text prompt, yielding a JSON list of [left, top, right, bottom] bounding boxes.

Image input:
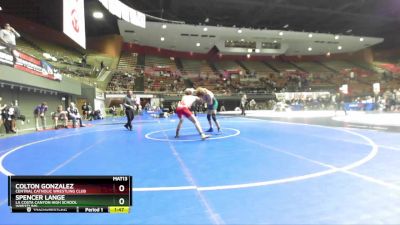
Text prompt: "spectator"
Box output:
[[81, 54, 87, 67], [53, 105, 68, 129], [11, 100, 21, 133], [2, 104, 14, 133], [240, 94, 247, 116], [33, 102, 48, 131], [81, 102, 92, 120], [249, 99, 257, 110], [0, 97, 7, 134], [90, 109, 104, 120], [0, 23, 20, 63], [67, 102, 85, 128], [3, 102, 19, 133], [220, 104, 226, 112], [109, 105, 117, 117]]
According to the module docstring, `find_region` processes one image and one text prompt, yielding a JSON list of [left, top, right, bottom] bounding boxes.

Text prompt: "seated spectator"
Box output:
[[90, 110, 104, 120], [33, 102, 48, 131], [52, 105, 68, 129], [81, 102, 91, 120], [109, 105, 117, 117], [67, 102, 85, 128]]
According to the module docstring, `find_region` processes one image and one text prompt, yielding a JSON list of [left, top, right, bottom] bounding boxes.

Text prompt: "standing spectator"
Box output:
[[0, 23, 20, 63], [3, 102, 18, 133], [123, 90, 135, 131], [240, 94, 247, 116], [34, 102, 48, 131], [67, 102, 85, 128], [81, 54, 87, 67], [100, 61, 105, 70], [2, 104, 13, 133], [10, 100, 20, 133], [0, 98, 6, 133]]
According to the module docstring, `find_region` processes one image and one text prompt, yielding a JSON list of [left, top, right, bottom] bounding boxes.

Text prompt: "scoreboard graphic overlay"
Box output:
[[8, 176, 132, 213]]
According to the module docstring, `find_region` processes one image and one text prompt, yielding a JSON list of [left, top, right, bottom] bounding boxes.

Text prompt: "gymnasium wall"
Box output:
[[0, 65, 82, 95], [0, 85, 70, 132], [0, 66, 97, 132]]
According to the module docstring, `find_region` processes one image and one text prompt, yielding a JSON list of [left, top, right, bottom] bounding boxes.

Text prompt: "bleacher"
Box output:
[[144, 55, 177, 72], [15, 38, 43, 59], [321, 60, 354, 71], [294, 62, 332, 73], [181, 59, 202, 74], [117, 52, 138, 72], [213, 60, 240, 71], [107, 71, 137, 91], [180, 59, 218, 79], [266, 61, 297, 72], [241, 61, 276, 77], [23, 34, 82, 65]]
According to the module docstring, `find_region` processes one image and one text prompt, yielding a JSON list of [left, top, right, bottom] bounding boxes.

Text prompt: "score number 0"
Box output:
[[118, 184, 126, 205]]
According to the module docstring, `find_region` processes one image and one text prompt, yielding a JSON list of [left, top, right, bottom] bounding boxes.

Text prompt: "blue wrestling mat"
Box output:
[[1, 114, 400, 224]]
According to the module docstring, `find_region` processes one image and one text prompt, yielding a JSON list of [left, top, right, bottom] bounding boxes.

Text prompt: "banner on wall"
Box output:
[[0, 45, 62, 81], [63, 0, 86, 48], [275, 92, 330, 101], [98, 0, 146, 28]]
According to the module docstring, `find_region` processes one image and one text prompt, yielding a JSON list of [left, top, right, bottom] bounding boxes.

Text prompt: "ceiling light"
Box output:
[[240, 39, 245, 42], [203, 27, 208, 32], [255, 49, 260, 53], [279, 31, 283, 36], [273, 40, 278, 43], [308, 33, 313, 38], [238, 29, 242, 34], [283, 24, 289, 28], [247, 49, 252, 53], [346, 29, 352, 33], [196, 42, 201, 47], [93, 11, 104, 19], [246, 54, 251, 58], [308, 47, 312, 51], [205, 18, 210, 23], [335, 35, 340, 40], [360, 37, 364, 42], [160, 37, 165, 41], [326, 52, 331, 56], [162, 24, 167, 29], [338, 46, 342, 50]]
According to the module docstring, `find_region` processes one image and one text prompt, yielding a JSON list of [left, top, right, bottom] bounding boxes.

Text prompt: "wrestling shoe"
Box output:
[[201, 134, 211, 140], [205, 128, 213, 132]]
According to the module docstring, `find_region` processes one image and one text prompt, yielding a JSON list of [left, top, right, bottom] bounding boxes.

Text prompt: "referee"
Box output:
[[123, 90, 135, 131]]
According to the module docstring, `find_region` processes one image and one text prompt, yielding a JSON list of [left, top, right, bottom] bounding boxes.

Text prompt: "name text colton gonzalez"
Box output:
[[13, 183, 81, 207], [14, 183, 87, 194]]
